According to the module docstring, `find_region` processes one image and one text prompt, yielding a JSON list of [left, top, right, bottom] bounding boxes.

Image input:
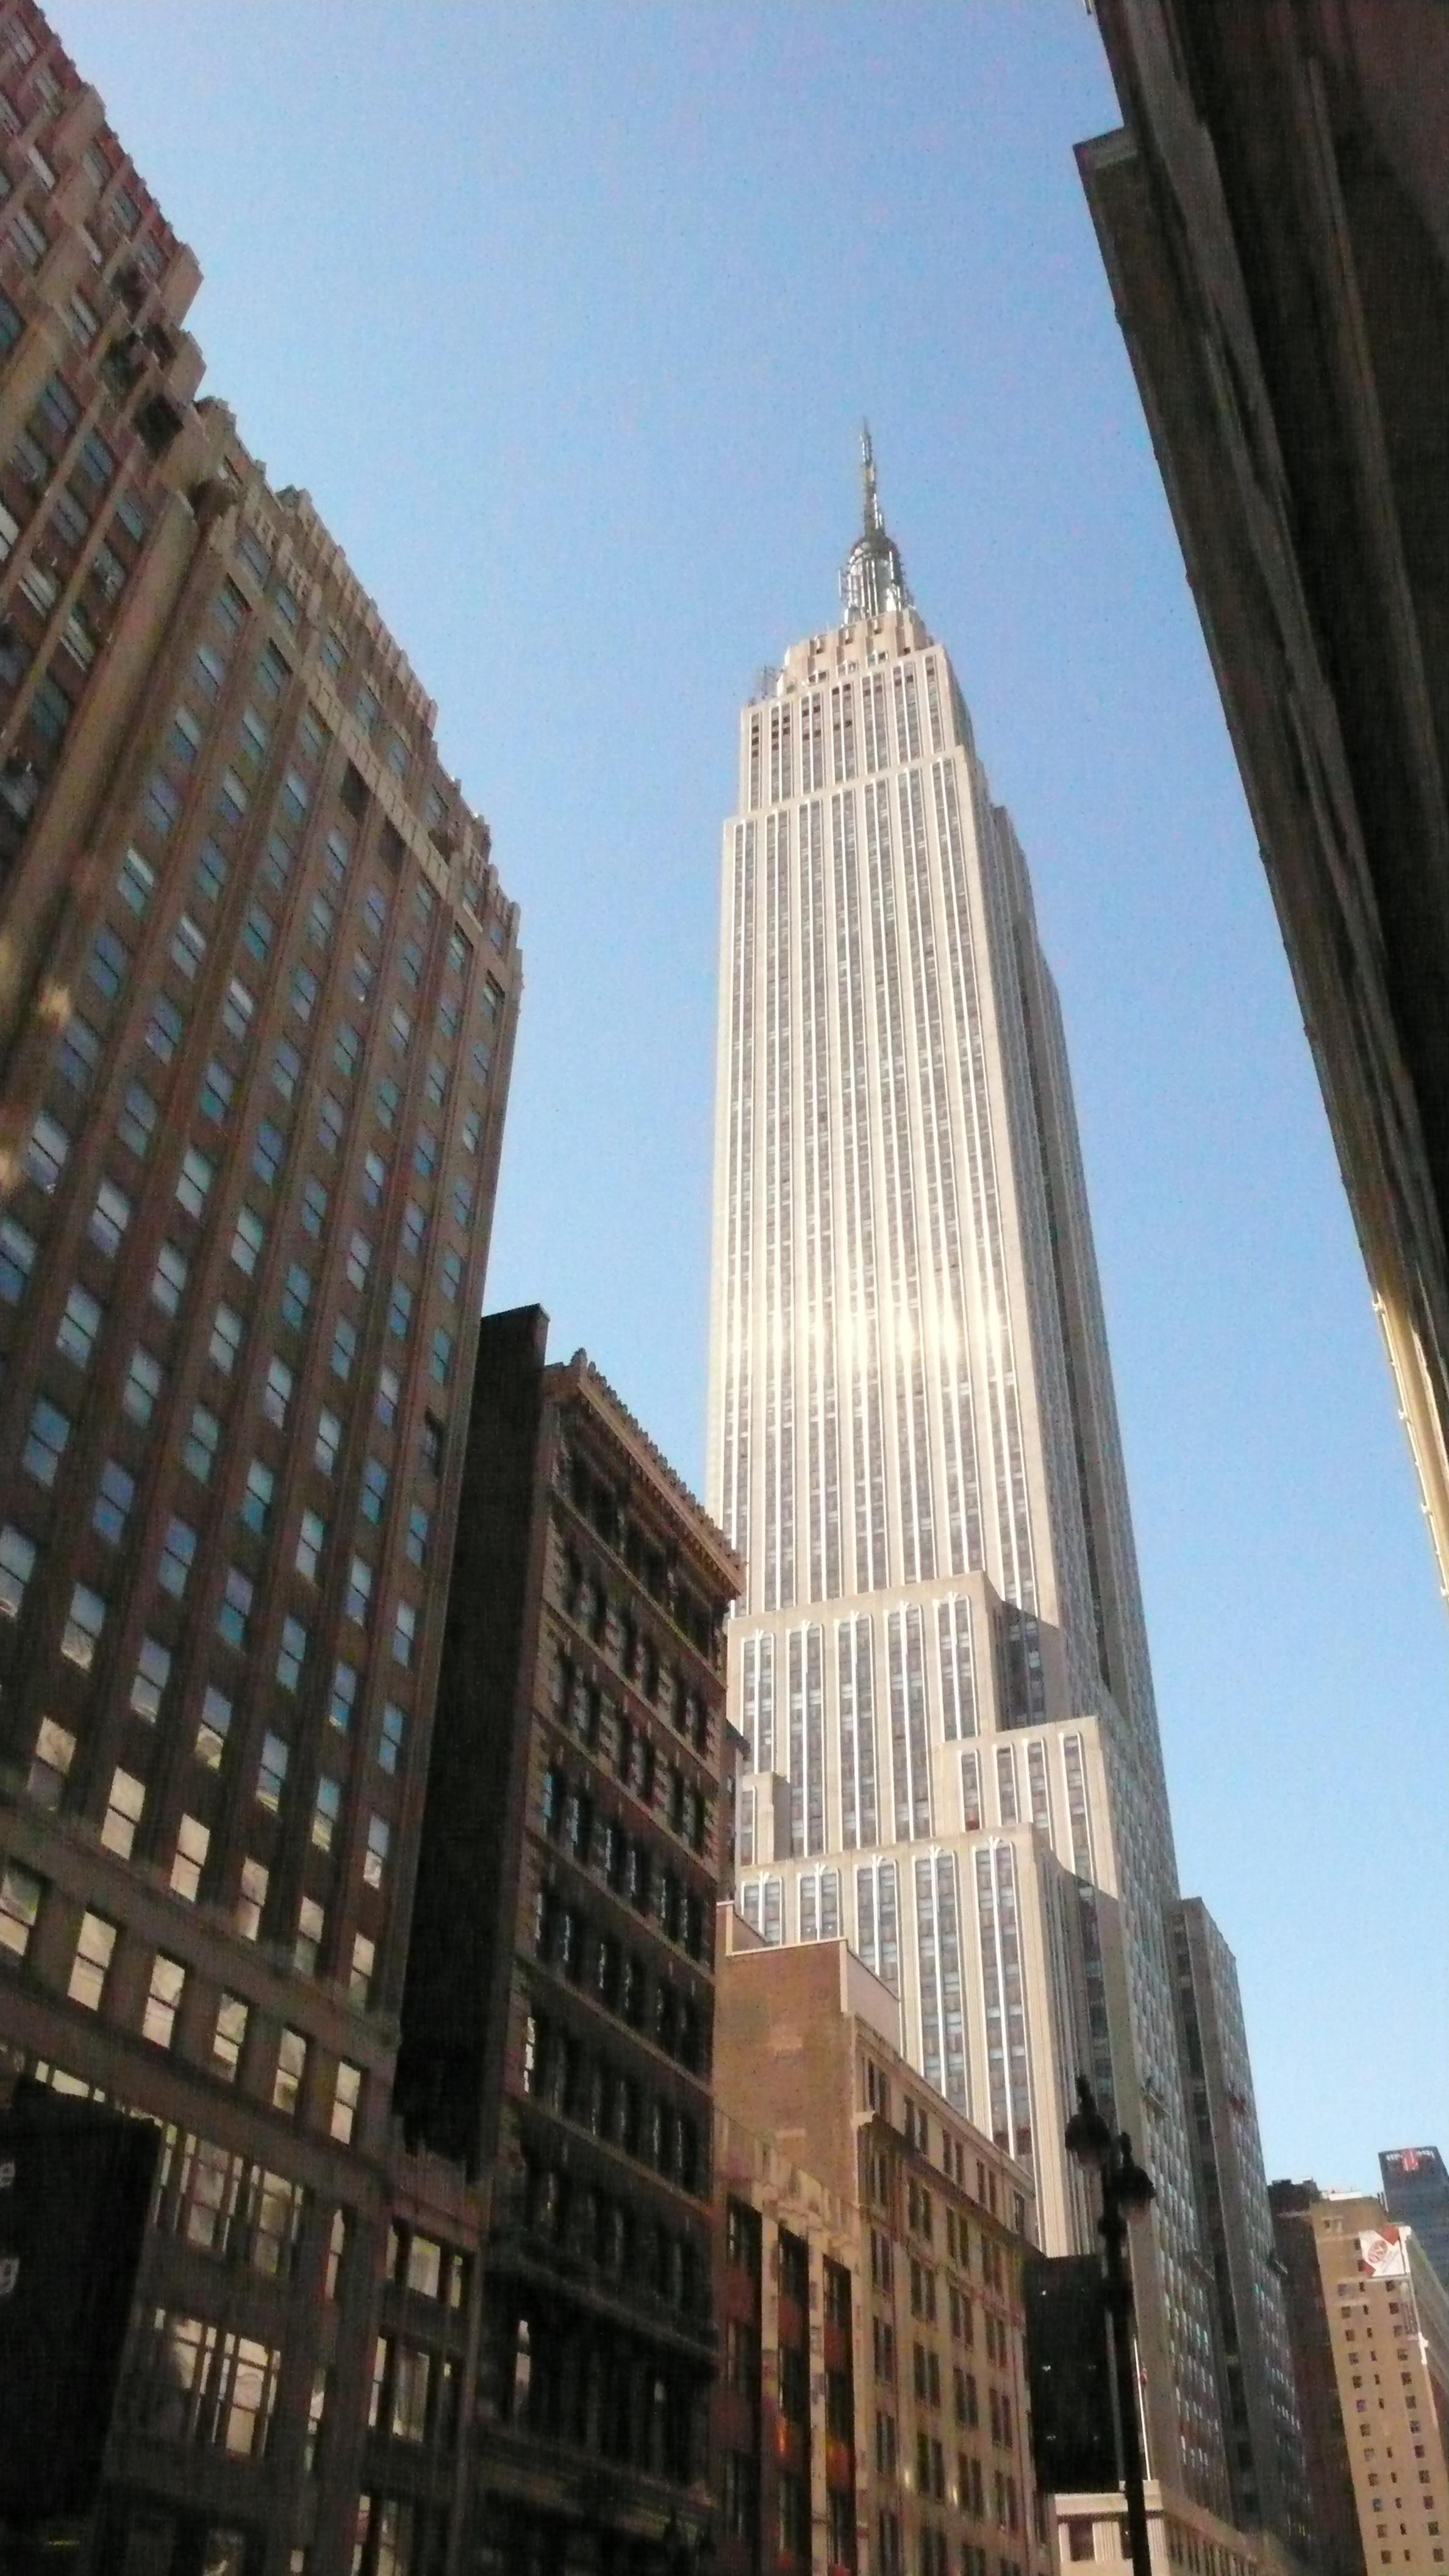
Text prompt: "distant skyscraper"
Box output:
[[1168, 1900, 1312, 2556], [1379, 2145, 1449, 2299], [707, 434, 1232, 2506]]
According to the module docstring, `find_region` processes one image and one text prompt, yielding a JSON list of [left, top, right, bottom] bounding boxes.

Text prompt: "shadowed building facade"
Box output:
[[397, 1308, 742, 2576], [1078, 0, 1449, 1600], [0, 5, 520, 2570]]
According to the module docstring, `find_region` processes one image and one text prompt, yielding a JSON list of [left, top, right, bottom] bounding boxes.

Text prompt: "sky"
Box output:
[[49, 0, 1447, 2198]]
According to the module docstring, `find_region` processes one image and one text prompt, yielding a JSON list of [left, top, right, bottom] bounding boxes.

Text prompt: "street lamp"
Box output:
[[1065, 2074, 1155, 2576]]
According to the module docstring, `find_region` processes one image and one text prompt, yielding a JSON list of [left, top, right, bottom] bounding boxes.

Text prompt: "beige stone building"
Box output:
[[1271, 2181, 1449, 2576], [713, 1926, 1051, 2576]]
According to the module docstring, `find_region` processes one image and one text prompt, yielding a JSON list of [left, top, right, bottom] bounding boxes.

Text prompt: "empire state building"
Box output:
[[706, 437, 1229, 2506]]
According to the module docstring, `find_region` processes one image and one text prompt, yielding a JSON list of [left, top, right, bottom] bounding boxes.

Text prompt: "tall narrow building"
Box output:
[[707, 437, 1229, 2509]]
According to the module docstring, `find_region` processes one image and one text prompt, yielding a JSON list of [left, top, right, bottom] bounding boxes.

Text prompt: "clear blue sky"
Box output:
[[52, 1, 1446, 2195]]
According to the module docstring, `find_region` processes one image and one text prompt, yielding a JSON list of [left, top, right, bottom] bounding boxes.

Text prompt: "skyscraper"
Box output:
[[707, 435, 1228, 2508], [1379, 2146, 1449, 2300], [0, 6, 518, 2566]]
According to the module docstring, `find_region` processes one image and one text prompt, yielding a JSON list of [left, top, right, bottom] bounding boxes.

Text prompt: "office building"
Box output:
[[1078, 0, 1449, 1598], [1168, 1901, 1312, 2557], [1270, 2180, 1449, 2576], [706, 435, 1231, 2507], [396, 1307, 742, 2576], [0, 6, 520, 2571], [713, 1928, 1049, 2576], [1379, 2147, 1449, 2301]]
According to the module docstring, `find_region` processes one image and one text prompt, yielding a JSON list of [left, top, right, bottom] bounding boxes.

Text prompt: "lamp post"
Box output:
[[1065, 2074, 1155, 2576]]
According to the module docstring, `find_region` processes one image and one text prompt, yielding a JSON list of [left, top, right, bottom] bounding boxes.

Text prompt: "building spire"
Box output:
[[862, 419, 885, 536], [842, 421, 911, 621]]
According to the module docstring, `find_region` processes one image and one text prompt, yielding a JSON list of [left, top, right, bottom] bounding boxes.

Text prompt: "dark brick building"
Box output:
[[398, 1307, 742, 2576], [0, 5, 520, 2571]]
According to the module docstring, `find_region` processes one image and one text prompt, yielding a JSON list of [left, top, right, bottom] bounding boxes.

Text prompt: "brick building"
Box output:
[[0, 5, 520, 2571], [396, 1306, 742, 2576], [712, 1928, 1051, 2576]]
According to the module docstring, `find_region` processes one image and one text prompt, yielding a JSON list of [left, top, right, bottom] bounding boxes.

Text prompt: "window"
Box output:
[[141, 773, 180, 837], [440, 1247, 463, 1304], [376, 1367, 400, 1428], [362, 1150, 387, 1208], [214, 1992, 248, 2078], [216, 1566, 254, 1650], [93, 931, 133, 1011], [26, 1716, 74, 1807], [57, 1283, 103, 1368], [256, 1733, 289, 1812], [363, 1816, 390, 1889], [252, 1120, 285, 1187], [238, 703, 269, 765], [196, 1686, 232, 1769], [312, 1776, 341, 1852], [176, 1146, 214, 1218], [158, 1516, 196, 1598], [101, 1766, 146, 1857], [0, 1860, 42, 1961], [376, 1076, 400, 1131], [315, 1408, 343, 1474], [295, 1509, 326, 1583], [345, 1228, 372, 1291], [23, 1395, 70, 1488], [216, 767, 249, 828], [229, 1204, 265, 1278], [317, 1092, 345, 1155], [359, 1456, 388, 1522], [131, 1635, 171, 1720], [301, 1175, 329, 1236], [273, 2028, 307, 2115], [23, 1110, 68, 1193], [199, 1057, 233, 1123], [145, 989, 184, 1061], [424, 1053, 448, 1109], [171, 912, 207, 979], [452, 1176, 474, 1225], [280, 1262, 312, 1331], [210, 1301, 244, 1372], [295, 1895, 324, 1974], [263, 1356, 294, 1425], [346, 1557, 373, 1624], [171, 1814, 210, 1902], [93, 1458, 135, 1544], [241, 1458, 274, 1534], [329, 1661, 358, 1733], [276, 1614, 309, 1691], [124, 1343, 163, 1422], [60, 1013, 102, 1091], [401, 1197, 426, 1258], [392, 1601, 416, 1668], [387, 1278, 412, 1339], [291, 964, 318, 1021], [61, 1581, 106, 1669], [404, 1505, 430, 1568], [271, 1038, 302, 1103], [221, 976, 255, 1042], [307, 890, 333, 948], [413, 1126, 438, 1179], [351, 1934, 375, 2006], [0, 1214, 37, 1303], [430, 1327, 453, 1386], [68, 1911, 116, 2011], [378, 1701, 406, 1774], [390, 1004, 412, 1056], [151, 1239, 188, 1314], [237, 1865, 268, 1937]]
